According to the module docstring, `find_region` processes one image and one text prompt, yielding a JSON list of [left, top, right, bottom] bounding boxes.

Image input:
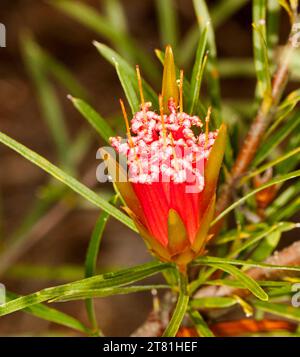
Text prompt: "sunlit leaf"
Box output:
[[94, 42, 158, 108], [0, 261, 172, 316], [190, 296, 237, 309], [189, 26, 208, 114], [70, 97, 116, 143], [199, 263, 269, 301]]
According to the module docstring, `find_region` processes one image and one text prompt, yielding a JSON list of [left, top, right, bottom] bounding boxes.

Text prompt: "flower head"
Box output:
[[103, 46, 226, 267]]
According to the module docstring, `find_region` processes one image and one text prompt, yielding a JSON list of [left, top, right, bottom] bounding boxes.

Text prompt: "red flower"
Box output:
[[102, 46, 226, 267]]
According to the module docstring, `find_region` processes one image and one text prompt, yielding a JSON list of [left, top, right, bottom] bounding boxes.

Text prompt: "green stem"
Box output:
[[162, 267, 189, 337]]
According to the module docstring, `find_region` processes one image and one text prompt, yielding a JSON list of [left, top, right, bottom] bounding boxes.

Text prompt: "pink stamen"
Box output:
[[110, 99, 217, 188]]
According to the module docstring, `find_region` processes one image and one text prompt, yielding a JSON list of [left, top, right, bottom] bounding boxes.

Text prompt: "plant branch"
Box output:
[[216, 38, 294, 223]]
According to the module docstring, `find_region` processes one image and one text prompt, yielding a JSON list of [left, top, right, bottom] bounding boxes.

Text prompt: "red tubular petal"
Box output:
[[133, 181, 203, 246], [169, 182, 201, 244], [132, 182, 170, 246]]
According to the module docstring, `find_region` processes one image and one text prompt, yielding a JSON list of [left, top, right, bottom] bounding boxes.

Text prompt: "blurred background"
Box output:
[[0, 0, 295, 336]]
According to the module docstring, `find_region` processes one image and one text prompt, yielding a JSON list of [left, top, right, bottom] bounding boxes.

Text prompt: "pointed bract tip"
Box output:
[[165, 44, 173, 55], [162, 45, 178, 113]]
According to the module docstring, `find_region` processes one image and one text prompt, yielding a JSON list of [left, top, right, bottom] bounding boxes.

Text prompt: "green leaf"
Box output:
[[70, 97, 115, 143], [267, 180, 300, 218], [191, 222, 297, 294], [212, 170, 300, 225], [194, 254, 300, 273], [0, 261, 172, 316], [252, 0, 271, 99], [253, 106, 300, 168], [94, 42, 158, 108], [189, 310, 214, 337], [205, 279, 290, 289], [85, 201, 117, 279], [189, 26, 208, 114], [21, 33, 71, 171], [266, 88, 300, 137], [115, 61, 139, 115], [155, 0, 179, 50], [241, 146, 300, 184], [178, 0, 249, 67], [103, 0, 132, 61], [253, 301, 300, 322], [104, 0, 128, 34], [193, 0, 222, 126], [193, 0, 234, 167], [190, 296, 237, 309], [267, 284, 294, 298], [267, 0, 280, 69], [277, 128, 300, 175], [269, 196, 300, 222], [203, 263, 268, 301], [214, 223, 268, 245], [177, 26, 200, 68], [0, 131, 137, 232], [163, 272, 189, 337], [6, 291, 91, 334], [85, 195, 118, 331], [51, 285, 170, 302], [52, 0, 123, 46], [250, 230, 281, 262], [229, 222, 294, 257]]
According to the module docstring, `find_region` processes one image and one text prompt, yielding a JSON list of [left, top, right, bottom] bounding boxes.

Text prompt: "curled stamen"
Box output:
[[136, 65, 148, 125], [119, 99, 143, 173], [119, 99, 134, 148], [136, 65, 145, 110], [179, 69, 184, 115]]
